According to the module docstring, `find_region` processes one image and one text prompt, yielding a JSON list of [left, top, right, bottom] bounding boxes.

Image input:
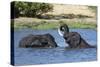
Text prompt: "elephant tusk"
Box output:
[[57, 28, 64, 36]]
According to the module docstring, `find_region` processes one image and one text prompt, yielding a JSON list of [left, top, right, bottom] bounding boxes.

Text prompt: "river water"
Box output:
[[13, 29, 97, 66]]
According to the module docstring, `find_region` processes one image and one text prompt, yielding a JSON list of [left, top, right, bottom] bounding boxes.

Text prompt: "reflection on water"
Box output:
[[14, 29, 97, 66]]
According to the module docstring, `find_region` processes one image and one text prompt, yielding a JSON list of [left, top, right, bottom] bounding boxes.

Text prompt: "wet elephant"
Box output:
[[19, 34, 58, 48], [58, 23, 96, 48]]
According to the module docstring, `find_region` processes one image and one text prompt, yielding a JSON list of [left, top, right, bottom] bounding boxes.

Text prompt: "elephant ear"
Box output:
[[70, 33, 81, 48]]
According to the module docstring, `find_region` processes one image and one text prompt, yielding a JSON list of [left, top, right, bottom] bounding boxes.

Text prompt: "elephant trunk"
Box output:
[[58, 24, 69, 36]]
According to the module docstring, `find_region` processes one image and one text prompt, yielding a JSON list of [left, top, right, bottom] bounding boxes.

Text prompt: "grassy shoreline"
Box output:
[[12, 17, 97, 30]]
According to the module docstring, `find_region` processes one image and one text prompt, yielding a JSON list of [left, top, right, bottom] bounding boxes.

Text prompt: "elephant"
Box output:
[[58, 23, 96, 48], [19, 33, 58, 48]]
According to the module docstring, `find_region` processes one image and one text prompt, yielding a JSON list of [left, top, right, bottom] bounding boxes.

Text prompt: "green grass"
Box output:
[[36, 23, 56, 30], [68, 22, 96, 29], [12, 18, 97, 30]]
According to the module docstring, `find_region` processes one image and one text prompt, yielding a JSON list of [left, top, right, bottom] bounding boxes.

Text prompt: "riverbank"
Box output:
[[11, 17, 97, 30]]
